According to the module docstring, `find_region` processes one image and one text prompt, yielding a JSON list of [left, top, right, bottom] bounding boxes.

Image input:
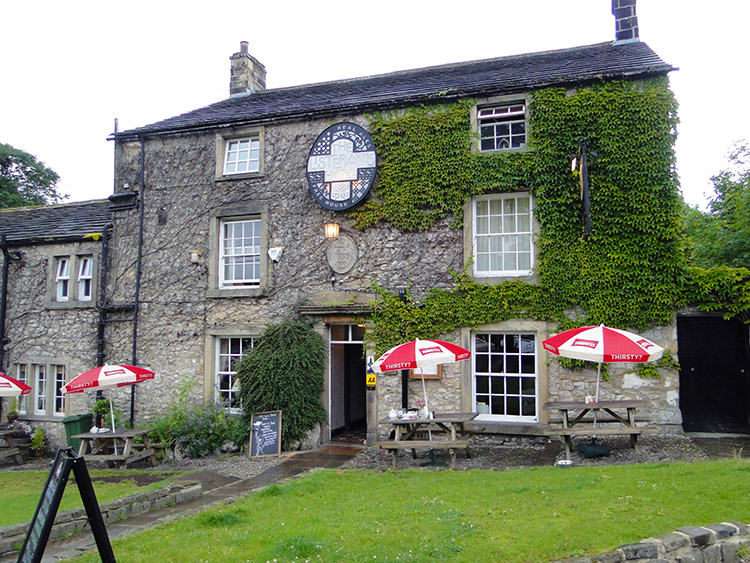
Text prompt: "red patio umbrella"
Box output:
[[372, 338, 471, 417], [0, 372, 32, 397], [542, 324, 664, 403], [62, 365, 155, 437]]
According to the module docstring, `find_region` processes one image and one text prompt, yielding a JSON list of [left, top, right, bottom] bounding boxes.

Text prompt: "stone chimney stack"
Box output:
[[612, 0, 639, 43], [229, 41, 266, 97]]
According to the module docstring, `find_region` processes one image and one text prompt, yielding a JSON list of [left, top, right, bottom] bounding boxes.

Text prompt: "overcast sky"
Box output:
[[2, 0, 748, 209]]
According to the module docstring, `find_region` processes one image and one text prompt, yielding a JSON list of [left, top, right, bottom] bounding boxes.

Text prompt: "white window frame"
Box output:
[[472, 332, 538, 422], [56, 258, 70, 301], [16, 364, 28, 415], [34, 364, 47, 415], [219, 218, 262, 288], [473, 193, 534, 277], [478, 102, 527, 152], [53, 364, 66, 416], [77, 256, 93, 301], [215, 337, 255, 414], [223, 137, 261, 175]]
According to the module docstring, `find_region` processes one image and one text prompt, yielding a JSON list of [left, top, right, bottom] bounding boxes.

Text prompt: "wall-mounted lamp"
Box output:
[[190, 249, 201, 264], [324, 222, 340, 240]]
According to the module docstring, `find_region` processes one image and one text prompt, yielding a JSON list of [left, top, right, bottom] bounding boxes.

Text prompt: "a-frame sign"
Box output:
[[17, 448, 115, 563]]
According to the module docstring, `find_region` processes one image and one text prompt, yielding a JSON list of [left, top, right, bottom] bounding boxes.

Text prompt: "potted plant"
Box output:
[[6, 398, 19, 423], [30, 427, 46, 456], [92, 399, 110, 427]]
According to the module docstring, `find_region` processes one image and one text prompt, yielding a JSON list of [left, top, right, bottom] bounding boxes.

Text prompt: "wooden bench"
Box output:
[[544, 425, 657, 459], [0, 446, 25, 465], [375, 439, 470, 468]]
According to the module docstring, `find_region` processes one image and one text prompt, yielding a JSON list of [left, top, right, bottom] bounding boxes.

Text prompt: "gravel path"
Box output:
[[0, 434, 715, 478], [340, 434, 709, 471]]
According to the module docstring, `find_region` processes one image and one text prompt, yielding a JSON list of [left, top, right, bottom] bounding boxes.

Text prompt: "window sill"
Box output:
[[45, 300, 97, 310], [215, 172, 263, 182], [207, 287, 264, 299]]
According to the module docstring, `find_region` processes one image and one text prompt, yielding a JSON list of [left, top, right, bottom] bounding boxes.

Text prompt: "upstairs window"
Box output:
[[219, 218, 261, 288], [473, 193, 533, 277], [55, 258, 70, 301], [78, 256, 93, 301], [224, 137, 260, 175], [478, 103, 526, 151]]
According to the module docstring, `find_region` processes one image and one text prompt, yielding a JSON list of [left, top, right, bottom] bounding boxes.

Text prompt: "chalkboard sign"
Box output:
[[250, 410, 282, 457], [17, 448, 114, 563]]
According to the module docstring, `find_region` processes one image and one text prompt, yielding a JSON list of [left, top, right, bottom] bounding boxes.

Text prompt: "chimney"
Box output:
[[229, 41, 266, 97], [611, 0, 639, 43]]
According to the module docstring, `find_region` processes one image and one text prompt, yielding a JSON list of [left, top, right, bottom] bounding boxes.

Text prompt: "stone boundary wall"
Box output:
[[562, 521, 750, 563], [0, 480, 202, 556]]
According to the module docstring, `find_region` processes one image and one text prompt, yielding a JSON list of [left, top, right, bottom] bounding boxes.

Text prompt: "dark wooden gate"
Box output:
[[677, 315, 750, 433]]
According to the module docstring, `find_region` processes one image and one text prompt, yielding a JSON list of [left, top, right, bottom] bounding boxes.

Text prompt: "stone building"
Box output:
[[2, 0, 748, 448]]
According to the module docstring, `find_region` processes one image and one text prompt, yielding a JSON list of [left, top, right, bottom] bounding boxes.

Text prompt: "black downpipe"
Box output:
[[96, 224, 113, 367], [0, 235, 10, 372], [130, 136, 147, 426]]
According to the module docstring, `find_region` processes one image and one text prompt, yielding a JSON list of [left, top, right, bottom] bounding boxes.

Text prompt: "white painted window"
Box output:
[[215, 337, 254, 413], [219, 218, 261, 287], [473, 333, 537, 421], [16, 364, 27, 414], [53, 365, 66, 416], [34, 365, 47, 415], [478, 102, 526, 151], [78, 256, 93, 301], [224, 137, 260, 175], [473, 193, 533, 276], [56, 258, 70, 301]]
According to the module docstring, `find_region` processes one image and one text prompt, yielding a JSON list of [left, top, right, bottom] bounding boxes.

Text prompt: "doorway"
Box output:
[[678, 315, 750, 433], [329, 324, 367, 441]]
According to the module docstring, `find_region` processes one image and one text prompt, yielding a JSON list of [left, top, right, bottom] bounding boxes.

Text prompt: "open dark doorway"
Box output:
[[329, 325, 367, 442], [678, 315, 750, 433]]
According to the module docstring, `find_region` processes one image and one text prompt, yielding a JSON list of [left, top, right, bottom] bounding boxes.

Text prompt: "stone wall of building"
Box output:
[[108, 113, 464, 423]]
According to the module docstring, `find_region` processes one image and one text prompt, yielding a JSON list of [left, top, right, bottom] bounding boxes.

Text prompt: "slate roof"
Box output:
[[117, 40, 673, 139], [0, 200, 112, 245]]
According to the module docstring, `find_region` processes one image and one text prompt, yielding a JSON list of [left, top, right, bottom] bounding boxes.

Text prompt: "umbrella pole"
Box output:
[[109, 394, 118, 455]]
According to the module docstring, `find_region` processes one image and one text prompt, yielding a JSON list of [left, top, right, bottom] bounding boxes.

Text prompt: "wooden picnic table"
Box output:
[[72, 428, 157, 468], [0, 429, 27, 465], [375, 412, 477, 468], [543, 400, 653, 460]]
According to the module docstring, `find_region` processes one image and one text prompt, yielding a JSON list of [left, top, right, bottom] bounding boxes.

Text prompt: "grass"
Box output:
[[0, 470, 183, 527], [69, 459, 750, 562]]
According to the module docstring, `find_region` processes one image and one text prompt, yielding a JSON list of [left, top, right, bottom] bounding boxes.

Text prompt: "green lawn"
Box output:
[[0, 470, 183, 527], [70, 459, 750, 562]]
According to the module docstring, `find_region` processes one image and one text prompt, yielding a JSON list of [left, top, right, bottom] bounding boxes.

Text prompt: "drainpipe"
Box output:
[[130, 136, 147, 426], [0, 235, 10, 372], [96, 224, 113, 366]]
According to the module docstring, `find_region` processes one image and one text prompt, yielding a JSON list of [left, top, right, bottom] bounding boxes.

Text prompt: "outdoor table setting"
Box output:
[[543, 400, 652, 461], [541, 324, 662, 461], [376, 411, 477, 468], [72, 427, 157, 468], [370, 338, 475, 468]]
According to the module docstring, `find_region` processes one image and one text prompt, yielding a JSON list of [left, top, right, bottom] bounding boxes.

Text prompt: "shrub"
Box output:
[[149, 378, 249, 458], [237, 319, 327, 449]]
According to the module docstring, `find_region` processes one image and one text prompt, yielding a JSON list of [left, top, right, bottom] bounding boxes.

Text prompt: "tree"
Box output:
[[236, 319, 327, 449], [683, 142, 750, 268], [0, 142, 66, 208]]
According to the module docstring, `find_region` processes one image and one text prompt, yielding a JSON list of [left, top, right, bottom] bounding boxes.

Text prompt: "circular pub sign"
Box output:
[[306, 122, 376, 210]]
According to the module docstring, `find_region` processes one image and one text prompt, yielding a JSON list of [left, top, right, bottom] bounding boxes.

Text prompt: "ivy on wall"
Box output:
[[355, 79, 750, 354]]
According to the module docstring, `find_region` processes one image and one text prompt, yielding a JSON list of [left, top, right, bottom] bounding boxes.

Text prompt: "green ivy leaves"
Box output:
[[360, 79, 749, 356]]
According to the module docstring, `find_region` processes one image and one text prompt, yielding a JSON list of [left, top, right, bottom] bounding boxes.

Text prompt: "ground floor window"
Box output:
[[473, 332, 537, 421], [215, 337, 254, 413], [15, 362, 66, 419]]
